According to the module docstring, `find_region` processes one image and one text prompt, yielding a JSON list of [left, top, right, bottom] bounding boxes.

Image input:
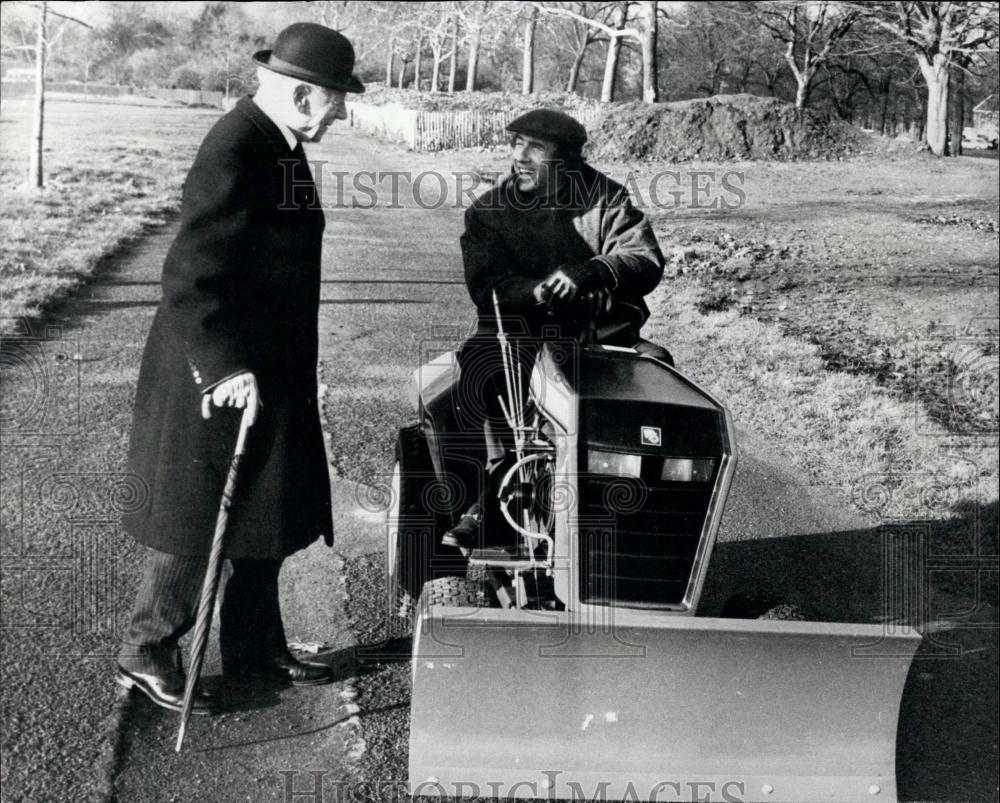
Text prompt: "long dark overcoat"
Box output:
[[123, 96, 333, 558]]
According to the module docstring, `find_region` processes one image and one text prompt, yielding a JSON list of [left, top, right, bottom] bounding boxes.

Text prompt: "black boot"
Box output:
[[441, 504, 483, 550]]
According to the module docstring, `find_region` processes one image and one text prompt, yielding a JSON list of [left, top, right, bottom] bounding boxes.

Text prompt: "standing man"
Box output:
[[443, 109, 668, 549], [116, 23, 364, 714]]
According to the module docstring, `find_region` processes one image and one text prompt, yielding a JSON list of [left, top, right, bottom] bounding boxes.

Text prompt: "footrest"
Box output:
[[468, 547, 536, 570]]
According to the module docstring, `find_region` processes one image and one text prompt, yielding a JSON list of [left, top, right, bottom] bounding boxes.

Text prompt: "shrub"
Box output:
[[169, 66, 203, 91]]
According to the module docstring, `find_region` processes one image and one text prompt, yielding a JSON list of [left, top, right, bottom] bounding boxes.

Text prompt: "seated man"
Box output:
[[443, 108, 668, 550]]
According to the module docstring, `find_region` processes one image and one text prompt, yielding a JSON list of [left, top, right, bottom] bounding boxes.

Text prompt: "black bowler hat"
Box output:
[[507, 109, 588, 146], [254, 23, 365, 94]]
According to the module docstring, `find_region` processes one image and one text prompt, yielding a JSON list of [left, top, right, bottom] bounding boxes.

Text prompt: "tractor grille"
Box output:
[[578, 476, 713, 607]]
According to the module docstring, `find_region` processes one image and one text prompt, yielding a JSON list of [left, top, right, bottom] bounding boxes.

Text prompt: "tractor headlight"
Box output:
[[588, 450, 642, 477], [660, 458, 715, 483]]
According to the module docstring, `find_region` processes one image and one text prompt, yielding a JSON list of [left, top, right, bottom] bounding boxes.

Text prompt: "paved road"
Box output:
[[1, 124, 996, 803]]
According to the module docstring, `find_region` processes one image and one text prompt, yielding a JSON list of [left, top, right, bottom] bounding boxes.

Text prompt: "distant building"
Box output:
[[973, 94, 999, 134], [4, 67, 36, 82]]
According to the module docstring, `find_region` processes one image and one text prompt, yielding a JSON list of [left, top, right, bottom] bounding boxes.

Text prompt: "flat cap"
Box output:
[[506, 109, 588, 147]]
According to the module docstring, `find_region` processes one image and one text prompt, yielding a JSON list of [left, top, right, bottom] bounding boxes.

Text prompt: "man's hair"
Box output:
[[256, 66, 335, 100]]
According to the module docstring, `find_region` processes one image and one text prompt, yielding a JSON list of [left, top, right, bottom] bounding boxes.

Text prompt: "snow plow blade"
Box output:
[[410, 607, 921, 803]]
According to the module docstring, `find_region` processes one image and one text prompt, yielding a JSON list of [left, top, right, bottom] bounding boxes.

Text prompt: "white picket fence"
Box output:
[[349, 102, 602, 151]]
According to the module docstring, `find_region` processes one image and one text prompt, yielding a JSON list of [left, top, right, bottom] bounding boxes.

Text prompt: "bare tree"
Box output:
[[639, 0, 659, 101], [746, 0, 862, 109], [452, 0, 495, 91], [385, 33, 395, 84], [541, 2, 612, 93], [10, 1, 93, 189], [858, 1, 999, 156], [523, 6, 539, 94], [448, 11, 459, 92], [28, 1, 47, 189], [537, 0, 663, 102], [397, 49, 411, 88], [601, 1, 628, 101], [414, 31, 424, 91], [422, 5, 457, 93]]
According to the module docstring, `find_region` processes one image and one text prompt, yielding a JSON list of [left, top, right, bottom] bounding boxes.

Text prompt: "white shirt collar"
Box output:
[[252, 96, 300, 151]]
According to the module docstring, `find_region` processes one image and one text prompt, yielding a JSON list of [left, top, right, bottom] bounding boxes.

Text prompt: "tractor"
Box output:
[[386, 303, 921, 803]]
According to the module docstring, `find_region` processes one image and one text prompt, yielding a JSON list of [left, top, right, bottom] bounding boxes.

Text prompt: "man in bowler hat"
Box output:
[[442, 108, 668, 549], [116, 23, 364, 714]]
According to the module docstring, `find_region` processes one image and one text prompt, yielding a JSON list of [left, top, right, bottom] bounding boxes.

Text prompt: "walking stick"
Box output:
[[175, 404, 255, 753]]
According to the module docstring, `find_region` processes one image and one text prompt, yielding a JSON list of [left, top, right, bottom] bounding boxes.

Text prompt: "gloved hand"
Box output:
[[533, 260, 612, 314], [201, 371, 261, 425], [575, 287, 613, 319], [561, 259, 611, 295]]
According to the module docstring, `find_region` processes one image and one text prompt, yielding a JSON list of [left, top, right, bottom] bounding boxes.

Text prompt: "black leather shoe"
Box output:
[[115, 666, 216, 715], [226, 652, 334, 686], [441, 509, 482, 550]]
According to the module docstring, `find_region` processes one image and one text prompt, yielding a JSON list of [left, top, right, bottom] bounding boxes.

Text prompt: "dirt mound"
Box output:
[[587, 94, 892, 162]]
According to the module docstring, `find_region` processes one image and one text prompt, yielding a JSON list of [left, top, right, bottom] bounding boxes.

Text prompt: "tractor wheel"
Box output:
[[721, 593, 807, 621], [465, 564, 501, 608], [388, 425, 465, 604], [758, 602, 806, 621], [418, 576, 480, 609]]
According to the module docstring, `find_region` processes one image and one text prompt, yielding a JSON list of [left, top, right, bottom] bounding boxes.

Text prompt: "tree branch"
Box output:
[[532, 2, 638, 40]]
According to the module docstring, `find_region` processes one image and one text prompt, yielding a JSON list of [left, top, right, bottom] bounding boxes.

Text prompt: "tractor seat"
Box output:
[[634, 339, 674, 366]]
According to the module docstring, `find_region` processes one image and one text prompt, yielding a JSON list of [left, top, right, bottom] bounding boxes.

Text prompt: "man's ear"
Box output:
[[293, 84, 312, 114]]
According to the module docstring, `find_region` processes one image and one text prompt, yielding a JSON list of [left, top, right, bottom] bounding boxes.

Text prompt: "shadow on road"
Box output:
[[702, 500, 999, 803]]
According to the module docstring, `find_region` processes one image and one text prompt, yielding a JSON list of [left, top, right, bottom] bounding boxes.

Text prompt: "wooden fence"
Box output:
[[349, 102, 602, 151]]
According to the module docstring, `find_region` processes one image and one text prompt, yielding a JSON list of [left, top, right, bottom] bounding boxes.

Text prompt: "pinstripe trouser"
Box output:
[[118, 548, 286, 676]]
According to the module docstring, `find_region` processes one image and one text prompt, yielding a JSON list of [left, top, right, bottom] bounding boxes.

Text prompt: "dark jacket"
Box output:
[[460, 163, 664, 338], [122, 97, 333, 558]]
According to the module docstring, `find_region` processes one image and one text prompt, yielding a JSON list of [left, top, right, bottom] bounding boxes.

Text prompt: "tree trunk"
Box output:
[[567, 44, 587, 93], [640, 0, 658, 103], [793, 72, 813, 109], [28, 1, 47, 189], [448, 15, 458, 93], [465, 26, 481, 90], [738, 61, 753, 92], [522, 8, 537, 95], [398, 58, 407, 89], [918, 53, 948, 156], [431, 49, 441, 93], [879, 72, 892, 136], [765, 70, 780, 96], [385, 37, 394, 85], [414, 35, 422, 92], [601, 3, 625, 102], [949, 64, 965, 157]]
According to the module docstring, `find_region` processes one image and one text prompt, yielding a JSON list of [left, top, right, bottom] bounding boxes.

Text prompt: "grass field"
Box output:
[[0, 99, 219, 330]]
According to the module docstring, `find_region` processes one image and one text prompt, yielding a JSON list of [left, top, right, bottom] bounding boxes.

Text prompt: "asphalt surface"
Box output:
[[2, 123, 997, 803]]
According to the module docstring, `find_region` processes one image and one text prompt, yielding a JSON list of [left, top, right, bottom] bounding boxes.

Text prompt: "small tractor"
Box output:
[[387, 305, 921, 803]]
